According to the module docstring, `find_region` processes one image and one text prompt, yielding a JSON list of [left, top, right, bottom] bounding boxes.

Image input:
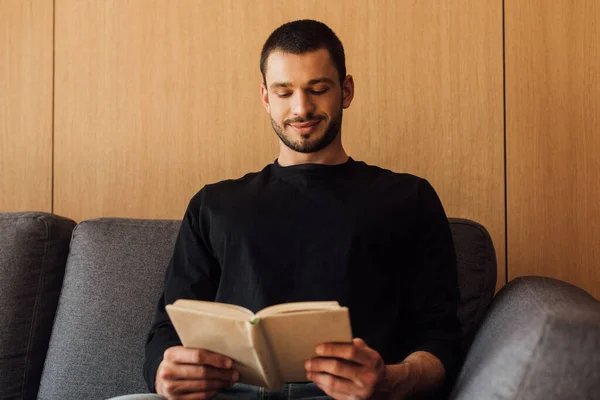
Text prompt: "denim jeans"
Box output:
[[107, 382, 332, 400], [216, 382, 331, 399]]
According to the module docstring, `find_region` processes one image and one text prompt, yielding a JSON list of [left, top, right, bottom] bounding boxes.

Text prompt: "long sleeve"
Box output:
[[143, 188, 221, 392], [403, 179, 462, 388]]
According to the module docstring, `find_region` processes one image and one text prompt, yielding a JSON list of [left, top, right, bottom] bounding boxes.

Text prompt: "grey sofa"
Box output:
[[0, 212, 598, 400]]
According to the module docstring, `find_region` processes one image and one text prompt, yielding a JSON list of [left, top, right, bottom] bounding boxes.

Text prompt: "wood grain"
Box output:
[[54, 0, 505, 288], [506, 0, 600, 298], [0, 0, 53, 212]]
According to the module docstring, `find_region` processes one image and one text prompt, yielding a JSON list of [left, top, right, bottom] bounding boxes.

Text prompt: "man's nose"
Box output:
[[291, 92, 316, 116]]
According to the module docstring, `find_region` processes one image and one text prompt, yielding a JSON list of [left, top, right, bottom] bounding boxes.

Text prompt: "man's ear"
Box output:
[[261, 83, 270, 114], [341, 75, 355, 109]]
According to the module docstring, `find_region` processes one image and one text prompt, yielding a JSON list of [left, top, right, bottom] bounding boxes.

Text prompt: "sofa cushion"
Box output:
[[0, 212, 75, 400], [37, 218, 180, 400], [448, 218, 497, 353], [451, 276, 600, 399]]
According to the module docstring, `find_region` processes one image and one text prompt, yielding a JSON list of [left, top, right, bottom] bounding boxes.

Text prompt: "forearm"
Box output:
[[376, 351, 446, 399]]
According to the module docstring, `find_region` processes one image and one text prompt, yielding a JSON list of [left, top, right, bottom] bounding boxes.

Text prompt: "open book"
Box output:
[[166, 300, 352, 391]]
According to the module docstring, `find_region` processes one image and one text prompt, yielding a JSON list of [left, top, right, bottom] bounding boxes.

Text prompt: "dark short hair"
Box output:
[[260, 19, 346, 85]]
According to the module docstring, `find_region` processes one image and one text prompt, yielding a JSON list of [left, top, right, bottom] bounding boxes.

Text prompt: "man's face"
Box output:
[[261, 48, 353, 153]]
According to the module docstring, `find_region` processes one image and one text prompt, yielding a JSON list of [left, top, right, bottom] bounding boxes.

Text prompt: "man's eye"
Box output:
[[311, 89, 328, 95], [276, 93, 292, 98]]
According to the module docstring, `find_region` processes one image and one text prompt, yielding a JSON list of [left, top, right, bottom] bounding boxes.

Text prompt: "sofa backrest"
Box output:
[[37, 218, 180, 400], [448, 218, 497, 353], [36, 217, 496, 399], [0, 212, 75, 400]]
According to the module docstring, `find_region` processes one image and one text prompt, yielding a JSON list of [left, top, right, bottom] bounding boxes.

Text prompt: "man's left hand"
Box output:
[[305, 338, 387, 400]]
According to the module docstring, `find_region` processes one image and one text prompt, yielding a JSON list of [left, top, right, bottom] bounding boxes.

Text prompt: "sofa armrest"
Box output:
[[450, 276, 600, 400]]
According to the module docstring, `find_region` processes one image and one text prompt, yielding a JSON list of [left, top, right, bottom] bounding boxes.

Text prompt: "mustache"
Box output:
[[284, 115, 324, 125]]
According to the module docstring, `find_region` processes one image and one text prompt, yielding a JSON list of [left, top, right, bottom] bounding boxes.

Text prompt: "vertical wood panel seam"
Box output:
[[502, 0, 508, 285], [51, 0, 55, 213]]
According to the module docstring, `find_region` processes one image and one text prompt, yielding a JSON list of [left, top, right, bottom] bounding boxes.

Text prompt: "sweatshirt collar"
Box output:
[[271, 157, 356, 180]]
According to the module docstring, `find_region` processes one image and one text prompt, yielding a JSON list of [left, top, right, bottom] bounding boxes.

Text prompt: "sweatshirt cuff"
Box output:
[[143, 350, 164, 393], [408, 340, 461, 384], [144, 340, 180, 393]]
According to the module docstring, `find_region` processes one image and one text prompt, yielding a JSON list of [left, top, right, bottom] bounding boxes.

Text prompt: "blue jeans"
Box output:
[[107, 382, 332, 400], [216, 382, 331, 399]]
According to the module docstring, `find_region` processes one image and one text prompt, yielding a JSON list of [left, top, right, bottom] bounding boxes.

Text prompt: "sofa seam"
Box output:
[[449, 220, 487, 235], [459, 235, 487, 349], [78, 219, 178, 228], [21, 217, 51, 397], [449, 221, 494, 256], [0, 213, 72, 224], [73, 221, 180, 236], [514, 313, 551, 400], [472, 234, 496, 332], [523, 277, 551, 314], [514, 280, 554, 399]]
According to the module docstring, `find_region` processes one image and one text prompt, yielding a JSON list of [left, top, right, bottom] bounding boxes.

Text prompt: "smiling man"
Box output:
[[137, 20, 462, 400], [262, 48, 350, 161]]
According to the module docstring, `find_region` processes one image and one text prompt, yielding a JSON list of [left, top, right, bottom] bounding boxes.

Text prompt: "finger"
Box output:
[[311, 373, 373, 400], [306, 357, 360, 381], [308, 371, 356, 398], [315, 342, 373, 366], [164, 346, 233, 369], [159, 363, 239, 382]]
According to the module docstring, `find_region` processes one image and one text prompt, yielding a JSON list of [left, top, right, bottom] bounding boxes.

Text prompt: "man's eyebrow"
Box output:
[[269, 78, 335, 90], [269, 81, 292, 89], [307, 78, 335, 85]]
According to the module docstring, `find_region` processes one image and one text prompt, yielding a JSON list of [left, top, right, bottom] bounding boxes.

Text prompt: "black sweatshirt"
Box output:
[[144, 157, 462, 392]]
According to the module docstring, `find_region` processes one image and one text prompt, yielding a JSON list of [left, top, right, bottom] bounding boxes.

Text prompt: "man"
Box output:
[[144, 19, 461, 400]]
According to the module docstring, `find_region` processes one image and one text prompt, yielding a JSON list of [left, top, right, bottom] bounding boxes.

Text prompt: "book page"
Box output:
[[170, 299, 253, 320], [249, 320, 282, 391], [257, 301, 341, 318], [166, 304, 266, 387], [260, 308, 353, 383]]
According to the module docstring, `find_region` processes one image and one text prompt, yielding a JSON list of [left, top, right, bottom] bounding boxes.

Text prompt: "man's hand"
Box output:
[[156, 346, 239, 400], [305, 338, 389, 400]]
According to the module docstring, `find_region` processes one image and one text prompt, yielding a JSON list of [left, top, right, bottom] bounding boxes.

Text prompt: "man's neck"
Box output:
[[277, 143, 349, 167]]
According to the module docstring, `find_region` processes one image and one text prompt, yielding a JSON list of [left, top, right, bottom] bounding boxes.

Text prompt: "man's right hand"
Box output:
[[156, 346, 239, 399]]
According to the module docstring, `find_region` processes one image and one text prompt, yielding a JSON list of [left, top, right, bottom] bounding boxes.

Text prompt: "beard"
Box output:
[[270, 108, 343, 154]]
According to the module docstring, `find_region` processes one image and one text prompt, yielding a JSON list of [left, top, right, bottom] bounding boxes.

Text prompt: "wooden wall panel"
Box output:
[[339, 1, 505, 290], [506, 1, 600, 298], [0, 0, 53, 212], [55, 0, 504, 287]]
